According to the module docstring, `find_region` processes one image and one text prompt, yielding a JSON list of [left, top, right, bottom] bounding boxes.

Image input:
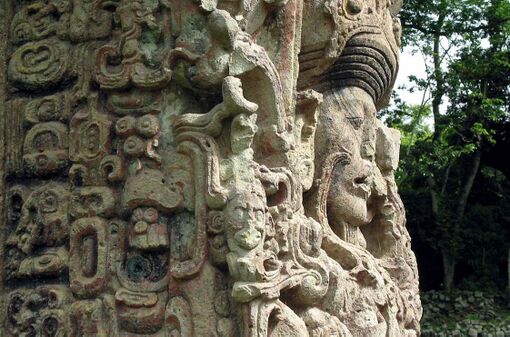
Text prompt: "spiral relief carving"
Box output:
[[8, 40, 72, 91]]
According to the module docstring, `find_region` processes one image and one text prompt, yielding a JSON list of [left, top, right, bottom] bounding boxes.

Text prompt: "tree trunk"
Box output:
[[443, 251, 456, 291], [455, 150, 481, 225], [442, 150, 481, 292], [431, 12, 446, 141]]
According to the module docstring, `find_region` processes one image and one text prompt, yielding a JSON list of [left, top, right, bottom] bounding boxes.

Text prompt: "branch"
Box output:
[[440, 160, 453, 195], [428, 175, 440, 218], [402, 23, 440, 36]]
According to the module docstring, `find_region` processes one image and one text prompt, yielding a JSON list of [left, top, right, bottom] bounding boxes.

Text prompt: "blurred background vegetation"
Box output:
[[385, 0, 510, 335]]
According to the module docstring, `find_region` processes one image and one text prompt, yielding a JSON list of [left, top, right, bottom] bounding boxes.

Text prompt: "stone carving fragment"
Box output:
[[5, 184, 70, 280], [0, 0, 421, 335]]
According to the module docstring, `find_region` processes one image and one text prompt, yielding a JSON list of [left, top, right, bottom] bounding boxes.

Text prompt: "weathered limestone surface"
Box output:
[[0, 0, 422, 336]]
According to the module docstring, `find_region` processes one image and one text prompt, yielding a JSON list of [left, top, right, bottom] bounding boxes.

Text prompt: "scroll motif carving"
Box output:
[[1, 0, 421, 336], [9, 39, 73, 91]]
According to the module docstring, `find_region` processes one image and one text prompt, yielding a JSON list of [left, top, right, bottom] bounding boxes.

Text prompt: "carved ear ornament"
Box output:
[[308, 150, 353, 226]]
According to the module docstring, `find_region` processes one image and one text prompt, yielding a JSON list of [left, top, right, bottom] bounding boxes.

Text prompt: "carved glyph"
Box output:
[[0, 0, 421, 336]]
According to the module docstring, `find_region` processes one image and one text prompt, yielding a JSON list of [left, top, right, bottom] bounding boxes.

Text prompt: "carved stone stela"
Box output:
[[0, 0, 422, 336]]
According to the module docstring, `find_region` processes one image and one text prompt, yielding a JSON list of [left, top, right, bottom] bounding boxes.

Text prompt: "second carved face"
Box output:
[[224, 187, 267, 252]]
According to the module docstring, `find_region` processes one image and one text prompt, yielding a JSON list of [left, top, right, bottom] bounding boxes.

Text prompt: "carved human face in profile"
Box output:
[[327, 138, 375, 229], [316, 87, 379, 231], [224, 187, 266, 252]]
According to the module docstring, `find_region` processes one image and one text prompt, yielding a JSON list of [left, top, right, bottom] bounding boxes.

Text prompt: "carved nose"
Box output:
[[353, 160, 374, 197], [354, 175, 368, 185]]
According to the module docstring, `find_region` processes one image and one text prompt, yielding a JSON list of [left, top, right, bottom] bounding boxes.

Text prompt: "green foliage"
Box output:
[[388, 0, 510, 290]]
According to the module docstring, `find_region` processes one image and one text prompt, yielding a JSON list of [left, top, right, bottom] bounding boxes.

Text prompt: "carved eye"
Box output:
[[233, 206, 245, 219], [132, 207, 145, 222], [136, 114, 159, 137], [123, 135, 145, 157], [115, 116, 136, 136], [39, 191, 58, 213], [143, 207, 158, 223], [344, 0, 364, 16]]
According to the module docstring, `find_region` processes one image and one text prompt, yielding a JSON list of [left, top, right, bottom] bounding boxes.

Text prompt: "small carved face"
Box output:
[[224, 189, 266, 251], [7, 287, 69, 336], [231, 113, 257, 155], [15, 185, 69, 254]]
